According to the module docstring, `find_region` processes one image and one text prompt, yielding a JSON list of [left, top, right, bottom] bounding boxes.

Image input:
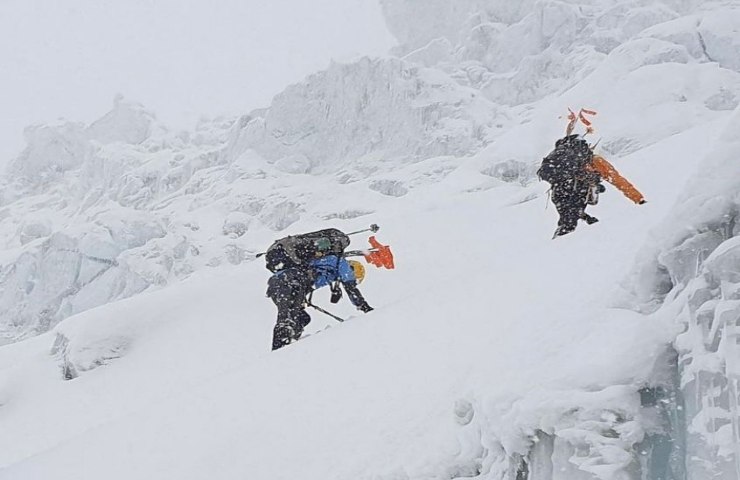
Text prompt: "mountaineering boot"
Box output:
[[291, 322, 304, 341], [580, 212, 599, 225], [272, 321, 296, 350], [291, 311, 311, 341], [357, 302, 374, 313]]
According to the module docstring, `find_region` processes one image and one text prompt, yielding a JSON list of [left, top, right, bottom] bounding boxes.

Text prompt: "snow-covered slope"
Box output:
[[0, 137, 700, 478], [1, 0, 739, 345], [1, 0, 740, 479]]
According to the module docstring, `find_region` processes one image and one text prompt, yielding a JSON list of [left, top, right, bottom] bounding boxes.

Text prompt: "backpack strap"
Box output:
[[330, 255, 343, 301]]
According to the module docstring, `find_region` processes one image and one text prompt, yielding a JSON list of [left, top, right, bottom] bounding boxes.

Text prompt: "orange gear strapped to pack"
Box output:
[[562, 108, 645, 204], [364, 236, 395, 269], [588, 155, 645, 204]]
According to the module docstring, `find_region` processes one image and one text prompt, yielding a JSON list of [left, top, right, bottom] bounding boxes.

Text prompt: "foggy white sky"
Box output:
[[0, 0, 396, 165]]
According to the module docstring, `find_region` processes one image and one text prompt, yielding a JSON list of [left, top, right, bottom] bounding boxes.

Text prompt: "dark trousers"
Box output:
[[552, 182, 591, 235], [266, 269, 312, 350]]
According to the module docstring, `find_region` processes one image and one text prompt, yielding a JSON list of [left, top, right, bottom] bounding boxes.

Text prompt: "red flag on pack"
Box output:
[[565, 108, 597, 135]]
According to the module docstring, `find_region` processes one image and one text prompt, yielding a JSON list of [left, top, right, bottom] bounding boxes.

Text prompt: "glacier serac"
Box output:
[[1, 1, 740, 479]]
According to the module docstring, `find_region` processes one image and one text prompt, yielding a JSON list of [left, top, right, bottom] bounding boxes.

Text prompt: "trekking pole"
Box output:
[[342, 248, 379, 257], [345, 224, 380, 236], [306, 302, 345, 322]]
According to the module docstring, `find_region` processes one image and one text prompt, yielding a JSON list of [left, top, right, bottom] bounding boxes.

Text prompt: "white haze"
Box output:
[[0, 0, 395, 166]]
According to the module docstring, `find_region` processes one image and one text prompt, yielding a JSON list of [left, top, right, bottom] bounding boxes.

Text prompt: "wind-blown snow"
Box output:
[[1, 0, 740, 479]]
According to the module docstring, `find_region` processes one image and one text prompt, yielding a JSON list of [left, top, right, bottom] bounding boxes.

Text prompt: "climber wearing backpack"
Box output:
[[538, 109, 646, 238], [260, 227, 392, 350], [266, 255, 373, 350]]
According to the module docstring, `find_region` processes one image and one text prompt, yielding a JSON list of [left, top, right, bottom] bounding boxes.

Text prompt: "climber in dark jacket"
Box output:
[[540, 134, 646, 237], [266, 255, 372, 350], [539, 109, 647, 238]]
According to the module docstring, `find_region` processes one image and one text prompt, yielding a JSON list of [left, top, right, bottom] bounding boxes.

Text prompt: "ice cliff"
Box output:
[[622, 106, 740, 480]]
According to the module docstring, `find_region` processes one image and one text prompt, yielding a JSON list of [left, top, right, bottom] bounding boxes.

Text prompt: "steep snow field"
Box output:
[[0, 116, 727, 479], [2, 0, 740, 479]]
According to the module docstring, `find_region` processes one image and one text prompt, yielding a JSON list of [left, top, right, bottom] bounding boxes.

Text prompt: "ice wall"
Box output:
[[626, 105, 740, 480]]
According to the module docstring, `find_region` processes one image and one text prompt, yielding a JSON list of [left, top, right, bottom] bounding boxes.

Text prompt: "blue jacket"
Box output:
[[310, 255, 357, 289], [268, 255, 369, 310]]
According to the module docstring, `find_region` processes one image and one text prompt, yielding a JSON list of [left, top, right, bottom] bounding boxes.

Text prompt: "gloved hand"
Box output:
[[638, 199, 647, 205], [358, 303, 374, 313]]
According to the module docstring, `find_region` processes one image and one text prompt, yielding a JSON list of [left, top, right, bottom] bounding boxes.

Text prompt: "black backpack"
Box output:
[[537, 135, 594, 186], [264, 228, 351, 273]]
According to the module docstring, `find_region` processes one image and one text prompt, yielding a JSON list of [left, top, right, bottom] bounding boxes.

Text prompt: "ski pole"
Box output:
[[345, 224, 380, 236], [306, 302, 345, 322], [342, 248, 379, 257]]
